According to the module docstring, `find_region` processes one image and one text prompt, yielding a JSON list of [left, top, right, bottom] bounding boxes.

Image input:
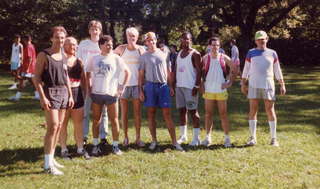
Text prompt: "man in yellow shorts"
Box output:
[[200, 36, 236, 147]]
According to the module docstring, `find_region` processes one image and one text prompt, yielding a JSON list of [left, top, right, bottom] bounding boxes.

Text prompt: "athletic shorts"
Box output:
[[175, 87, 198, 110], [71, 86, 84, 109], [44, 86, 68, 109], [91, 93, 118, 106], [21, 72, 34, 78], [143, 81, 171, 108], [120, 86, 139, 99], [248, 87, 276, 101], [203, 91, 228, 101], [10, 61, 20, 71]]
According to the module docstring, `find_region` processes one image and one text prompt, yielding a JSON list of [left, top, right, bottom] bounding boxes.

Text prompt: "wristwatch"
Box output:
[[194, 85, 200, 89]]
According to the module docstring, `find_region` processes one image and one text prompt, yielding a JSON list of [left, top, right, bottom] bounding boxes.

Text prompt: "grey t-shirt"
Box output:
[[139, 49, 171, 83]]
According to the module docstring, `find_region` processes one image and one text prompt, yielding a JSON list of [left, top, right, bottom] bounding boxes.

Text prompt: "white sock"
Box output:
[[44, 154, 50, 169], [93, 138, 99, 146], [112, 141, 119, 147], [206, 134, 211, 141], [180, 125, 187, 137], [249, 120, 257, 139], [77, 147, 84, 153], [224, 134, 230, 141], [193, 128, 200, 140], [269, 121, 277, 139], [34, 91, 39, 97], [16, 91, 21, 98], [49, 154, 54, 167]]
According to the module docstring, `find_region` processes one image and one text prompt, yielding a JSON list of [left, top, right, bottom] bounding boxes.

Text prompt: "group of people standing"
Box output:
[[9, 20, 286, 175]]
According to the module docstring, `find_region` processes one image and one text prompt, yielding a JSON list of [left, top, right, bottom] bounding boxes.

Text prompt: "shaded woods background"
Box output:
[[0, 0, 319, 67]]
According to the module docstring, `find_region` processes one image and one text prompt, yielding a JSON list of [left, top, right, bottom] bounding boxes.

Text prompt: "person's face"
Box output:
[[51, 32, 66, 48], [64, 39, 78, 56], [159, 44, 165, 52], [255, 38, 268, 48], [100, 40, 113, 53], [126, 32, 138, 45], [14, 37, 20, 43], [145, 38, 157, 49], [89, 25, 102, 38], [211, 40, 220, 52], [180, 34, 191, 48]]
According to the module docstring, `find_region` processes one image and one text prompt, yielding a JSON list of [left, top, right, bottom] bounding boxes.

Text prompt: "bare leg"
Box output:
[[120, 99, 129, 143], [161, 108, 177, 145], [217, 100, 229, 135], [147, 107, 157, 142], [107, 102, 120, 142], [132, 99, 142, 143], [204, 99, 216, 135], [92, 103, 103, 139], [59, 109, 71, 150], [70, 107, 84, 149]]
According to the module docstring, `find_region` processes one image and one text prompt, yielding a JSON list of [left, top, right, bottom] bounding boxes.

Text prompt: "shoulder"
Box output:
[[192, 49, 201, 57], [114, 44, 126, 54], [78, 39, 90, 47]]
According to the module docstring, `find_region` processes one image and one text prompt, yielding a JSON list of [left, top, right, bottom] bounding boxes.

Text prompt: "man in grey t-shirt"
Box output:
[[138, 32, 184, 151]]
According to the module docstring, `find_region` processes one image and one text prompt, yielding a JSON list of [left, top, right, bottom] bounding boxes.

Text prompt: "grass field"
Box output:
[[0, 67, 319, 189]]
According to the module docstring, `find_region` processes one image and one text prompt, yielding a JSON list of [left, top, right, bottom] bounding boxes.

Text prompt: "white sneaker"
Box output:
[[174, 143, 185, 151], [201, 138, 212, 147], [189, 138, 200, 147], [247, 136, 257, 146], [53, 159, 64, 168], [91, 145, 102, 156], [44, 166, 64, 175], [177, 135, 188, 144], [224, 137, 232, 148], [112, 145, 123, 155], [33, 93, 40, 100], [270, 138, 279, 147], [8, 83, 17, 90], [8, 95, 18, 101], [149, 141, 158, 151]]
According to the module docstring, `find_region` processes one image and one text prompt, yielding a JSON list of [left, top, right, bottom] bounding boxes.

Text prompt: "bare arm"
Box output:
[[33, 52, 50, 110], [224, 54, 237, 83], [79, 59, 87, 97], [191, 51, 202, 96], [138, 69, 145, 101], [114, 45, 125, 56]]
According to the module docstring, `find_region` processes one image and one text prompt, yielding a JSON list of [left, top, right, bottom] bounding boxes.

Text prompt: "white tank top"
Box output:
[[204, 54, 226, 93], [176, 49, 196, 89], [120, 47, 141, 86], [11, 43, 22, 63]]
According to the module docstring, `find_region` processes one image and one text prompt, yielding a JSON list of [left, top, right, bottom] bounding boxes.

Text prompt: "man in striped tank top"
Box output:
[[174, 32, 202, 146], [114, 27, 146, 147]]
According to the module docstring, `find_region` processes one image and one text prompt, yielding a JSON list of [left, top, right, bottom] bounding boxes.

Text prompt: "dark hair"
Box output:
[[98, 35, 113, 45], [181, 31, 192, 39], [22, 35, 32, 41], [14, 34, 21, 39], [208, 36, 220, 45], [51, 26, 67, 37], [230, 39, 236, 44], [171, 45, 177, 50]]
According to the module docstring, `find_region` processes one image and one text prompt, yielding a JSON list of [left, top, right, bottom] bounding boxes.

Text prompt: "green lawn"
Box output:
[[0, 67, 319, 189]]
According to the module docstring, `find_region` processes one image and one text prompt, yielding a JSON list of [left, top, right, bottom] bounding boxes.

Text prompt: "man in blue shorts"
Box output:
[[138, 32, 184, 151]]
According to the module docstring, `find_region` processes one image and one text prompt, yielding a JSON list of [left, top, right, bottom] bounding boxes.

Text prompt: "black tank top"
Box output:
[[68, 59, 82, 80], [41, 50, 68, 87]]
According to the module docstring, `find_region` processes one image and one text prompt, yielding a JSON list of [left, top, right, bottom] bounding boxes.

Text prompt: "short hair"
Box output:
[[98, 35, 113, 46], [14, 34, 21, 39], [126, 27, 139, 36], [208, 36, 220, 45], [22, 35, 32, 41], [144, 32, 157, 41], [171, 45, 177, 50], [88, 20, 102, 31], [65, 36, 78, 44], [181, 31, 192, 40], [230, 39, 236, 44], [51, 26, 67, 37]]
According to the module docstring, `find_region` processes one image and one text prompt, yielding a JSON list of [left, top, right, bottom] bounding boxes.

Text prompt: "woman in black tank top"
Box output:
[[59, 37, 90, 160], [33, 26, 74, 175]]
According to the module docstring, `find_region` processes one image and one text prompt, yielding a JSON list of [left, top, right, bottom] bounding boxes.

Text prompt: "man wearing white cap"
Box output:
[[241, 30, 286, 147]]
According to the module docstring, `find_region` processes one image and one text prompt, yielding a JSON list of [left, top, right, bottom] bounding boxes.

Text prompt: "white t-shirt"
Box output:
[[77, 39, 101, 71], [204, 54, 226, 93], [87, 53, 127, 96], [242, 48, 283, 89], [10, 43, 22, 63]]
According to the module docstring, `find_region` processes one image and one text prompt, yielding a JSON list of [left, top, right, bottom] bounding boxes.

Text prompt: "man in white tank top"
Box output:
[[174, 32, 202, 146], [8, 34, 23, 90], [114, 27, 146, 147], [201, 37, 237, 148]]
